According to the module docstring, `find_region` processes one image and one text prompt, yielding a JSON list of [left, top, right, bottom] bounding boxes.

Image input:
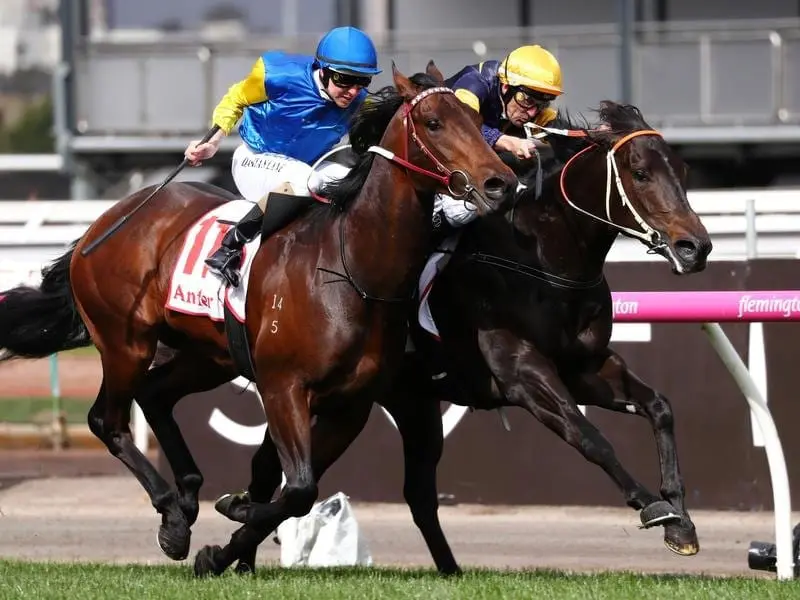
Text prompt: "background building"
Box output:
[[0, 1, 794, 197]]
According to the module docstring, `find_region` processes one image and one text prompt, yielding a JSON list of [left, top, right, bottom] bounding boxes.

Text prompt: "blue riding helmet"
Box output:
[[315, 26, 382, 76]]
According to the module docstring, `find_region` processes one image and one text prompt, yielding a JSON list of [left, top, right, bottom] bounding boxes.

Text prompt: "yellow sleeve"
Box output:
[[211, 57, 268, 134], [534, 107, 558, 127], [532, 107, 559, 145], [454, 89, 481, 113]]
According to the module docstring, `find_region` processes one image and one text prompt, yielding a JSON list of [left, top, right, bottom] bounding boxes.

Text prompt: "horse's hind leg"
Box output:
[[135, 351, 233, 526], [87, 341, 192, 560], [565, 349, 699, 556], [383, 386, 460, 575]]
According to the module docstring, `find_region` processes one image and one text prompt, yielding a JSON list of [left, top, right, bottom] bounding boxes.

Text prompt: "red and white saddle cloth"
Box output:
[[417, 233, 460, 340], [166, 200, 261, 323]]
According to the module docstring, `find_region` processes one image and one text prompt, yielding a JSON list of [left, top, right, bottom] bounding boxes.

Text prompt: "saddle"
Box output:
[[223, 185, 317, 382]]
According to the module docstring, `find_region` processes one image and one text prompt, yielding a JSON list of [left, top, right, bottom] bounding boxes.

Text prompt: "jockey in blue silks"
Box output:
[[184, 26, 381, 288]]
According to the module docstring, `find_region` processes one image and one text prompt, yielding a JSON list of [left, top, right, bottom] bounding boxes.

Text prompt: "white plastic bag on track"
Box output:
[[276, 491, 373, 568]]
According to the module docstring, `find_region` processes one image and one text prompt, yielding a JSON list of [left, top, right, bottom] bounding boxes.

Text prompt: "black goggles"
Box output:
[[512, 87, 556, 109], [327, 69, 372, 89]]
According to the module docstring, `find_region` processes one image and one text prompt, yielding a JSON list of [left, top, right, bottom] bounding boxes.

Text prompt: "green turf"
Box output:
[[0, 397, 92, 423], [0, 561, 796, 600]]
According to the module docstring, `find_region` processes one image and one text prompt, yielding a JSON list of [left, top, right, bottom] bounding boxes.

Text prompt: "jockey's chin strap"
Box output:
[[528, 122, 665, 249], [366, 87, 480, 200]]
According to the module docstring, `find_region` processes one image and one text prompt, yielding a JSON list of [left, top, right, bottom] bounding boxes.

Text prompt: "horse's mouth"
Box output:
[[469, 174, 517, 216], [652, 236, 711, 275]]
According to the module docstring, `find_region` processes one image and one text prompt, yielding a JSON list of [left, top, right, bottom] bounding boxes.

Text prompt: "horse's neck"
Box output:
[[515, 156, 619, 279], [342, 159, 432, 298]]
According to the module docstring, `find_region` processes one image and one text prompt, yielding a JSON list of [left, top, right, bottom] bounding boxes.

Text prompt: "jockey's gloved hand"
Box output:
[[496, 134, 537, 161]]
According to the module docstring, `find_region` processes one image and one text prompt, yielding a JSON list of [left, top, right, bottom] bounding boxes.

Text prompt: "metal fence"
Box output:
[[71, 18, 800, 136]]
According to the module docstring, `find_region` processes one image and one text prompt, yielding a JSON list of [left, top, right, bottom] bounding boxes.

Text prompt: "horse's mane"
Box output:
[[319, 72, 442, 212], [525, 100, 653, 186]]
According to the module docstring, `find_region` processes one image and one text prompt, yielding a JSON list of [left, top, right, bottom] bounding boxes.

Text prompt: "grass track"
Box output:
[[0, 561, 796, 600], [0, 397, 91, 423]]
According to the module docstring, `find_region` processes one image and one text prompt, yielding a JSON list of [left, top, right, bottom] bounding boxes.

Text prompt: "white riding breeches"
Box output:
[[434, 193, 479, 228], [231, 143, 350, 203]]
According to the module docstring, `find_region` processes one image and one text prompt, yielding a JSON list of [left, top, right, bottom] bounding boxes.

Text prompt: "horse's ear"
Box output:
[[426, 60, 444, 84], [392, 61, 416, 100]]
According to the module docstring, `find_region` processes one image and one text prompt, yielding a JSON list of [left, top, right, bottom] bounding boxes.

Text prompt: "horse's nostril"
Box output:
[[484, 176, 510, 200], [674, 239, 699, 261]]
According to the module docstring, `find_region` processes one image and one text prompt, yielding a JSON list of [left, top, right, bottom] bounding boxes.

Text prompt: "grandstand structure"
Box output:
[[50, 0, 800, 199]]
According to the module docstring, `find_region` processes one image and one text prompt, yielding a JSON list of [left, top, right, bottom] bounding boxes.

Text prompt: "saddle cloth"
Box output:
[[417, 234, 460, 340], [166, 200, 260, 323]]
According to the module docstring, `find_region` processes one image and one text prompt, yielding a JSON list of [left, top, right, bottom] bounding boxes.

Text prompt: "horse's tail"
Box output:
[[0, 242, 92, 360]]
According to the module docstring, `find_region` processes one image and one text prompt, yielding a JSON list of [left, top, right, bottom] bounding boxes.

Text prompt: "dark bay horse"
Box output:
[[389, 101, 713, 569], [0, 63, 516, 569], [217, 101, 713, 575]]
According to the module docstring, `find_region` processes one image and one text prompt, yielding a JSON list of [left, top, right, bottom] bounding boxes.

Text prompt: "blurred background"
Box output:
[[0, 0, 797, 203]]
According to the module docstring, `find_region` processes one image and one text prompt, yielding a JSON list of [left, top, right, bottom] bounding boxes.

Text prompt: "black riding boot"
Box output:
[[205, 204, 264, 287], [411, 326, 461, 401]]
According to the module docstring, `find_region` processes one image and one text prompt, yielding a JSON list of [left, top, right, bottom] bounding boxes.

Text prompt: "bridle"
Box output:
[[315, 85, 487, 303], [459, 124, 666, 291], [522, 122, 667, 250], [365, 86, 481, 200], [309, 86, 484, 203], [558, 128, 666, 250]]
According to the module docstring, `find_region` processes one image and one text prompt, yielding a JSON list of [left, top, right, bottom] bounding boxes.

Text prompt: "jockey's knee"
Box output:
[[308, 161, 350, 193], [434, 193, 479, 228]]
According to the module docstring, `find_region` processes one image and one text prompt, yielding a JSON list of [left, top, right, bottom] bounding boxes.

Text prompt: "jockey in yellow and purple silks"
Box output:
[[435, 45, 563, 229], [183, 26, 381, 288]]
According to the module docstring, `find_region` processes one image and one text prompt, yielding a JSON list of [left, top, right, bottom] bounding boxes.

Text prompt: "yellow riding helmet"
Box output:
[[498, 45, 563, 96]]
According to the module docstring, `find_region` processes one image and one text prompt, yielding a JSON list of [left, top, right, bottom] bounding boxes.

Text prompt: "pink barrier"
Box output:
[[611, 290, 800, 322]]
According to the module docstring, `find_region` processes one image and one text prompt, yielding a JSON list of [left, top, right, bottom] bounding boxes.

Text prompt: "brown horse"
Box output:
[[215, 101, 713, 576], [0, 63, 516, 569]]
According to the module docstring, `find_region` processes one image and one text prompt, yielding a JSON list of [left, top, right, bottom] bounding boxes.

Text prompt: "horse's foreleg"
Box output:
[[220, 438, 285, 575], [220, 396, 374, 575], [193, 376, 317, 577], [479, 331, 666, 514], [87, 344, 191, 561], [135, 353, 232, 526], [383, 379, 461, 576], [566, 350, 699, 556]]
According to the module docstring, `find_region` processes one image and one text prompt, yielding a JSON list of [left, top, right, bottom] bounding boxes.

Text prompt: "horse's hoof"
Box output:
[[639, 500, 681, 529], [215, 491, 251, 523], [157, 518, 191, 561], [194, 545, 225, 578], [664, 520, 700, 556]]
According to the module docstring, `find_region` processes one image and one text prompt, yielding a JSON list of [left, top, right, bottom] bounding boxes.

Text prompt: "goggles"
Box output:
[[512, 87, 556, 110], [327, 69, 372, 90]]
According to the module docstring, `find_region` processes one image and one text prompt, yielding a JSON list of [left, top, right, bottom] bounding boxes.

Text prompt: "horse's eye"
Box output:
[[632, 169, 649, 182], [425, 119, 441, 131]]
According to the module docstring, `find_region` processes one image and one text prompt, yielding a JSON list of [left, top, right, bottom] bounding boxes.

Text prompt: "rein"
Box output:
[[463, 251, 604, 290]]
